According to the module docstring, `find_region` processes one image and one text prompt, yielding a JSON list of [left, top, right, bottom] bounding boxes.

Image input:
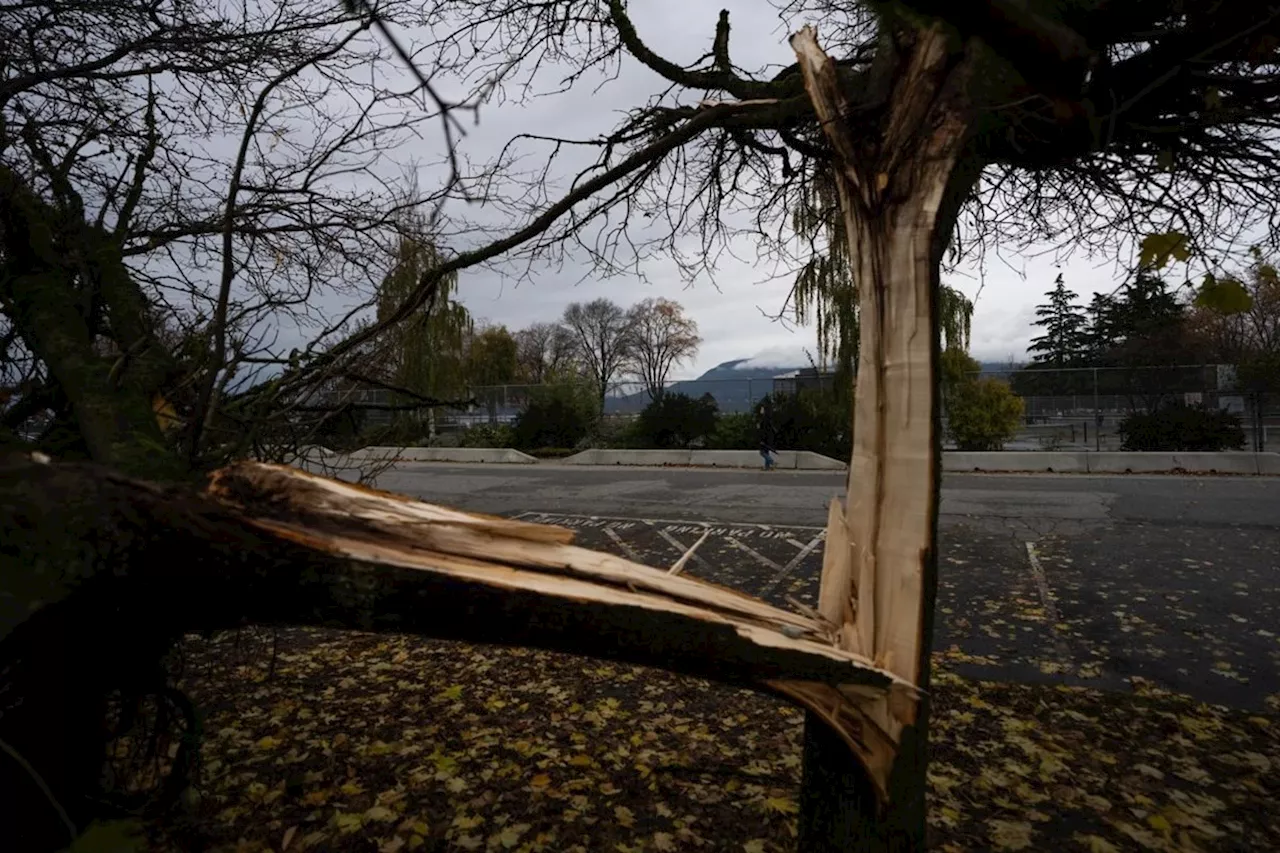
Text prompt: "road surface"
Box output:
[[355, 462, 1279, 711]]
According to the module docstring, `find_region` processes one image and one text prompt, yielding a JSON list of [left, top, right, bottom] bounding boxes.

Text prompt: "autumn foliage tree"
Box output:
[[625, 298, 701, 401]]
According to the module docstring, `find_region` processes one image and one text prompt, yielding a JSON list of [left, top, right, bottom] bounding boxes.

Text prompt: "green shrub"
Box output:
[[1118, 402, 1245, 451], [586, 415, 641, 449], [754, 390, 851, 462], [707, 412, 756, 449], [359, 417, 428, 448], [946, 378, 1024, 451], [459, 422, 515, 448], [513, 381, 598, 450], [529, 447, 577, 458], [632, 392, 719, 449]]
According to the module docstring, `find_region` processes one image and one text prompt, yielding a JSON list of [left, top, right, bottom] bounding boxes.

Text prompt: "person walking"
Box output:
[[757, 399, 777, 471]]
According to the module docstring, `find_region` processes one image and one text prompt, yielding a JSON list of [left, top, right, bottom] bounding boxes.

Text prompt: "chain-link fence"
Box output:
[[972, 364, 1277, 452], [334, 362, 1278, 451]]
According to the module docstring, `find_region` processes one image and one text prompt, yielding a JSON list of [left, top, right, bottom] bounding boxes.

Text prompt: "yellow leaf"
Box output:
[[430, 752, 458, 775], [614, 806, 635, 828], [436, 685, 463, 701], [1083, 794, 1111, 813], [530, 773, 551, 789], [301, 789, 331, 806], [652, 832, 676, 852], [365, 805, 398, 823], [332, 812, 364, 834], [340, 781, 365, 797], [762, 796, 798, 815], [255, 736, 282, 750], [407, 836, 424, 851], [1148, 814, 1172, 833], [569, 754, 593, 767], [1195, 274, 1253, 315], [1139, 232, 1191, 269], [988, 819, 1034, 851], [1079, 835, 1120, 853], [152, 394, 180, 434], [743, 842, 767, 853], [496, 824, 528, 848]]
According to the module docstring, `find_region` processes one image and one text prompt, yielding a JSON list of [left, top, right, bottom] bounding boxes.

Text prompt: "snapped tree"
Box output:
[[5, 0, 1280, 850]]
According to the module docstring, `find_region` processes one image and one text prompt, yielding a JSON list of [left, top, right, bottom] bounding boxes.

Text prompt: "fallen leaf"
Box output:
[[332, 812, 364, 834], [988, 819, 1034, 851], [761, 796, 798, 815]]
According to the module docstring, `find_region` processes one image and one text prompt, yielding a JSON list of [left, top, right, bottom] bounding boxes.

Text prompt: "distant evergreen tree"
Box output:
[[1028, 274, 1089, 366], [1083, 292, 1118, 360]]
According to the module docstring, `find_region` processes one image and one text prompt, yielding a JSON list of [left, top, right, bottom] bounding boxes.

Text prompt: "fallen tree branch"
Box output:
[[0, 453, 918, 838]]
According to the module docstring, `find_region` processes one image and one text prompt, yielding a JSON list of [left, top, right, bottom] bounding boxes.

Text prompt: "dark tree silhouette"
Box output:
[[1029, 275, 1090, 368]]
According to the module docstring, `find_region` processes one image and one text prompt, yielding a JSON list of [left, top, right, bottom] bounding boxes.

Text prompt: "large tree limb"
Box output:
[[606, 0, 800, 101], [0, 453, 918, 842]]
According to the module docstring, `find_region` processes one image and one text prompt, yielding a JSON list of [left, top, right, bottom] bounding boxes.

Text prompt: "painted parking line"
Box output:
[[512, 512, 829, 607], [646, 522, 716, 573], [512, 511, 824, 534], [759, 533, 827, 597], [724, 536, 784, 573]]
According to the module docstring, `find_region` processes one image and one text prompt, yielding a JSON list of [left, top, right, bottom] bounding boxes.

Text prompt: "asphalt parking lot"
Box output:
[[363, 463, 1280, 712]]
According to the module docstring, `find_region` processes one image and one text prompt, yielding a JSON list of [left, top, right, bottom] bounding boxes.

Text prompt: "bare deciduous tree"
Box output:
[[514, 322, 579, 384], [0, 0, 456, 477], [625, 297, 701, 401], [560, 298, 635, 410]]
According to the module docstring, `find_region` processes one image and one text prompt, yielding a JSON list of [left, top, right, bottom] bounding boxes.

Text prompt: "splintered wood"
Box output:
[[206, 461, 915, 788], [792, 22, 961, 802]]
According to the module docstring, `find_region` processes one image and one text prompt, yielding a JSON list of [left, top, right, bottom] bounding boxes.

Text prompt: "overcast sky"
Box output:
[[377, 2, 1160, 377]]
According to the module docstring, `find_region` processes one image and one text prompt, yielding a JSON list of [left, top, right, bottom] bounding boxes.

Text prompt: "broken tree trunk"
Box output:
[[1, 453, 912, 850], [791, 25, 979, 852]]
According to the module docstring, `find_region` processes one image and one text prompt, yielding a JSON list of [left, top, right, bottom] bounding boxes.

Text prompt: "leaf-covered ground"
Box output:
[[141, 513, 1280, 852], [146, 628, 1278, 853]]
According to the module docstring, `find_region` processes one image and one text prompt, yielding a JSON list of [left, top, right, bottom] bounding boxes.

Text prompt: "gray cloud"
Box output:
[[325, 3, 1156, 378]]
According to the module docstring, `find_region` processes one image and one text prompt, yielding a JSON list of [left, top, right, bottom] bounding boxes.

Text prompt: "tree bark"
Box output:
[[0, 167, 186, 481], [0, 453, 913, 849], [791, 26, 979, 851]]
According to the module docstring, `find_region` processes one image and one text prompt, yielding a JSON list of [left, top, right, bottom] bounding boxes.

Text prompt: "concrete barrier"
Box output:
[[562, 449, 848, 470], [943, 451, 1090, 473], [1085, 452, 1260, 475], [347, 446, 538, 464], [943, 450, 1275, 475], [792, 451, 850, 471], [562, 449, 694, 466], [310, 446, 1280, 474], [688, 450, 763, 468]]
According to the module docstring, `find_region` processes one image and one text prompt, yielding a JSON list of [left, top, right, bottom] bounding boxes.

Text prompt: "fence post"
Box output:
[[1093, 368, 1101, 452]]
